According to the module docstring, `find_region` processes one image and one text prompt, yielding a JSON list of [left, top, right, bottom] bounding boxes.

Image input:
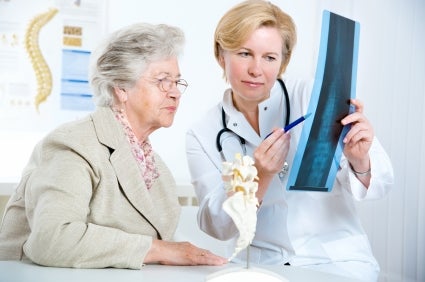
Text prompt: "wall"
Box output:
[[0, 0, 423, 281]]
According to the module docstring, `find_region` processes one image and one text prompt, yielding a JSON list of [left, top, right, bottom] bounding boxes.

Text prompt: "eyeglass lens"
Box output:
[[160, 78, 188, 93]]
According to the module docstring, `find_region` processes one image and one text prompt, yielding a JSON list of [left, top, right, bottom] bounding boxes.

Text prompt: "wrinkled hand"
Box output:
[[341, 99, 374, 170], [144, 240, 227, 266]]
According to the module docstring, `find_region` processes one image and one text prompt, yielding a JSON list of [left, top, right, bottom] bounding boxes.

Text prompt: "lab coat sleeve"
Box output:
[[340, 137, 394, 200], [186, 129, 238, 240]]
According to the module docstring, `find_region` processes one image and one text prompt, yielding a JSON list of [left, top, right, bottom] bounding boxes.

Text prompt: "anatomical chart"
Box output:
[[0, 0, 106, 132]]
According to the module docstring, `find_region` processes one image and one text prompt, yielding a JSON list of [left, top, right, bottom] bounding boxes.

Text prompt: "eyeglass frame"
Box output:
[[142, 76, 188, 94]]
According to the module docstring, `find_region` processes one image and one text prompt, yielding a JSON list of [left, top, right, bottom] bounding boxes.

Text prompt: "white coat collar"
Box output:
[[221, 81, 287, 145]]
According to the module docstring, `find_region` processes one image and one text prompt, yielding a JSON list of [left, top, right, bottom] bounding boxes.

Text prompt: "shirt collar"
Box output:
[[221, 80, 287, 143]]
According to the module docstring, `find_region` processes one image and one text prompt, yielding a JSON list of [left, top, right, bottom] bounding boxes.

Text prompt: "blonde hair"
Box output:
[[214, 0, 296, 76]]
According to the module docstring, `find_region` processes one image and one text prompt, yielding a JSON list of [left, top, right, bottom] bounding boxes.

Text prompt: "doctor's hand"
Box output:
[[253, 128, 290, 201], [341, 98, 374, 173], [144, 240, 228, 266]]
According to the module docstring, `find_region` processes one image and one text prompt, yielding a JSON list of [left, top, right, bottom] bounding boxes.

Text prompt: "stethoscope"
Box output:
[[215, 78, 291, 178]]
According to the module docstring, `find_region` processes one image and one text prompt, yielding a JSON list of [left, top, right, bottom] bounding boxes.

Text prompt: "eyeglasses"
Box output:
[[144, 77, 188, 94]]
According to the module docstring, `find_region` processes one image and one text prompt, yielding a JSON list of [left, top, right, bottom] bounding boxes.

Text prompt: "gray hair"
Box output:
[[90, 23, 185, 106]]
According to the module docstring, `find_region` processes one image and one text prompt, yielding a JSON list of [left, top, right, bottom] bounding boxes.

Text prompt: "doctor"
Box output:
[[185, 0, 394, 281]]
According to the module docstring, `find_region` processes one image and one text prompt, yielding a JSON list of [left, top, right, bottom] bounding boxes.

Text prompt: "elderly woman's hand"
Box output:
[[341, 98, 374, 174], [144, 240, 228, 266]]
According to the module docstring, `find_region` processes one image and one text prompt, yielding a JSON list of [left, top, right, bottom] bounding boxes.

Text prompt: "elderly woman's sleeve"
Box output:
[[22, 137, 150, 269]]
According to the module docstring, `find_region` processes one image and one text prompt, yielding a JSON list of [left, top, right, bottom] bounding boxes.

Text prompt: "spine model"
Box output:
[[24, 8, 58, 112]]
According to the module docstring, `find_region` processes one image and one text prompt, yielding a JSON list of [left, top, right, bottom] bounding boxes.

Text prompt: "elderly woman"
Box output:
[[0, 23, 226, 268]]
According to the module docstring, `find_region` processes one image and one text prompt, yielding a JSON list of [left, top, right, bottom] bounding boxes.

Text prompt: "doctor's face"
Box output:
[[220, 26, 283, 107]]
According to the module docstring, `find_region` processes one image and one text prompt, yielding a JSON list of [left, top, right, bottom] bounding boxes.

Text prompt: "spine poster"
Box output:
[[0, 0, 107, 132]]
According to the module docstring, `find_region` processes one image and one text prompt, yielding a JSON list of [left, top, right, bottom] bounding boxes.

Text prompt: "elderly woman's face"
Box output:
[[123, 57, 183, 135]]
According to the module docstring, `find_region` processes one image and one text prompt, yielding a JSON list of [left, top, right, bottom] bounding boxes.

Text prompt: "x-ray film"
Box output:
[[287, 10, 360, 192]]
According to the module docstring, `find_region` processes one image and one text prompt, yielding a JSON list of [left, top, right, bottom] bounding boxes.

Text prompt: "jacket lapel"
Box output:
[[91, 107, 161, 235]]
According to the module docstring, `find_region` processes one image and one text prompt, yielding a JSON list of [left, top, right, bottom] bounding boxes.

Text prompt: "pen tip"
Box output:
[[305, 113, 312, 119]]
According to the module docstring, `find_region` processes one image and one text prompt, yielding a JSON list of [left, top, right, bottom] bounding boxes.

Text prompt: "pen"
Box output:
[[264, 113, 312, 139]]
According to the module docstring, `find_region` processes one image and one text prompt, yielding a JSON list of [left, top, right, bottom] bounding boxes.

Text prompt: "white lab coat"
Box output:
[[186, 78, 394, 281]]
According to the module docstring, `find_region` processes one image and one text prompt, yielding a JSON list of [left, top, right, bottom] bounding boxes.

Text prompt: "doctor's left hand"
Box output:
[[341, 98, 374, 172]]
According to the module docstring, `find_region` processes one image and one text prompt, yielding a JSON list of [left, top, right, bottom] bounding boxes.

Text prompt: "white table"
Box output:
[[0, 260, 363, 282]]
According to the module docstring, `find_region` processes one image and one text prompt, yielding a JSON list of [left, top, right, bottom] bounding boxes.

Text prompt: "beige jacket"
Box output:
[[0, 107, 181, 269]]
